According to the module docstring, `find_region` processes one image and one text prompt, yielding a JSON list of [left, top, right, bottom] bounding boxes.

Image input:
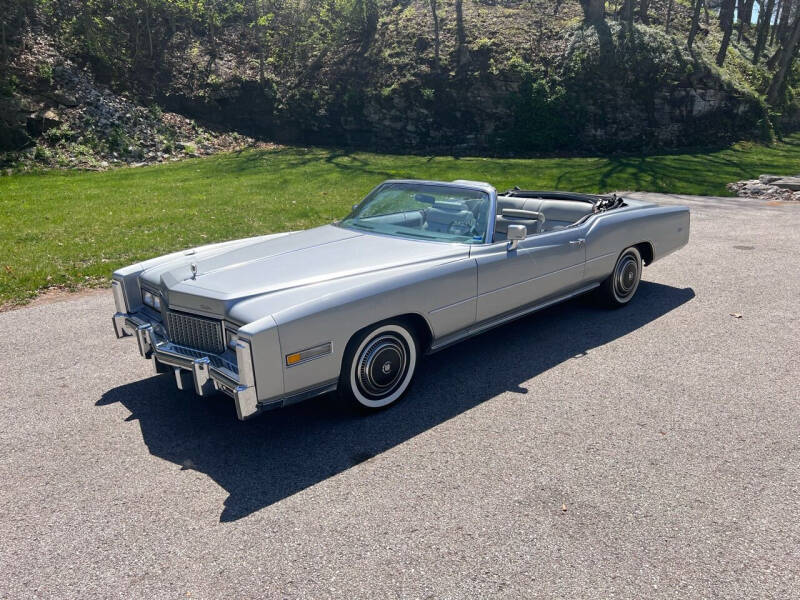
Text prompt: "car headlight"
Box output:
[[142, 290, 161, 310]]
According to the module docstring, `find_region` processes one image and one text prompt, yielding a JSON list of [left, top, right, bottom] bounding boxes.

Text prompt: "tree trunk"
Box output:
[[666, 0, 674, 33], [768, 11, 800, 103], [640, 0, 650, 24], [776, 0, 792, 45], [455, 0, 466, 47], [753, 0, 776, 63], [455, 0, 469, 67], [579, 0, 605, 23], [146, 5, 153, 58], [1, 19, 6, 71], [738, 0, 756, 40], [623, 0, 634, 27], [716, 0, 736, 65], [430, 0, 440, 71], [770, 0, 782, 45], [688, 0, 704, 49], [359, 0, 378, 53]]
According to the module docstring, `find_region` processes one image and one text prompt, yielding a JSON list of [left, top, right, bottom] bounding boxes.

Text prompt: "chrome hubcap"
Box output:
[[356, 334, 408, 399], [614, 254, 639, 300]]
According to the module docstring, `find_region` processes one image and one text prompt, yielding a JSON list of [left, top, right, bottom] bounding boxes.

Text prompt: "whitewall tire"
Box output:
[[341, 322, 419, 410]]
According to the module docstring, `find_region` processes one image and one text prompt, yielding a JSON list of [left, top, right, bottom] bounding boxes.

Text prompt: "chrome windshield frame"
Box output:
[[340, 179, 497, 246]]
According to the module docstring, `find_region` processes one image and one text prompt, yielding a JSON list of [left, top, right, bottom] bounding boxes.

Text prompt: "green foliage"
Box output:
[[105, 126, 131, 155], [7, 0, 797, 155], [35, 62, 54, 85], [32, 145, 52, 161], [0, 74, 18, 97], [42, 123, 76, 144], [503, 66, 578, 152]]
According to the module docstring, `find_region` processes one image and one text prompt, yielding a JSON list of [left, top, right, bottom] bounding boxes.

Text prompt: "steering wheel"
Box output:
[[448, 220, 474, 236]]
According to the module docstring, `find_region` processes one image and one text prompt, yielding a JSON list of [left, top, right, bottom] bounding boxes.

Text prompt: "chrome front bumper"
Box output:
[[112, 311, 259, 420]]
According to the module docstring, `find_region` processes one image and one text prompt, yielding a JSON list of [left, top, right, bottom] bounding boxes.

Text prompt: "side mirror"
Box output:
[[506, 224, 527, 251]]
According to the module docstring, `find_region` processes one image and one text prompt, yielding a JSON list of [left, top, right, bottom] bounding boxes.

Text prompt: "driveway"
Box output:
[[1, 193, 798, 598]]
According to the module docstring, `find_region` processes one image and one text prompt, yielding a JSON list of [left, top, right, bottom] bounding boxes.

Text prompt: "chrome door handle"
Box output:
[[569, 239, 586, 247]]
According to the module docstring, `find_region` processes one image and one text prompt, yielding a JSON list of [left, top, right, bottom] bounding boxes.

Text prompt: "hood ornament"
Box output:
[[190, 262, 198, 280]]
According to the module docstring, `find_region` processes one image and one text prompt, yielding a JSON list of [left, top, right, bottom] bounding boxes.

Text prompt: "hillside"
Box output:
[[1, 0, 798, 168]]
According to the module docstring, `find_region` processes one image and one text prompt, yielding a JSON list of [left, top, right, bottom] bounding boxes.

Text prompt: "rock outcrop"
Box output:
[[727, 175, 800, 201]]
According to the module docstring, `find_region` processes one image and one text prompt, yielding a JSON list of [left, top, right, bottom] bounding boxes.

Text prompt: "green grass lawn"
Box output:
[[2, 135, 799, 307]]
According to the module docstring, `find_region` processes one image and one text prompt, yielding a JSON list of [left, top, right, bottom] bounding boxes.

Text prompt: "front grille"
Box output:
[[164, 310, 225, 355]]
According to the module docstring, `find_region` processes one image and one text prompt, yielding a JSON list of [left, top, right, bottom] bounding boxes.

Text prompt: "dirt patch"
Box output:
[[0, 285, 108, 313]]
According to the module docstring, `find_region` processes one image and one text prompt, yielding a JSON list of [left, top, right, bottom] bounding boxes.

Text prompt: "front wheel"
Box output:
[[340, 321, 419, 410], [597, 246, 642, 308]]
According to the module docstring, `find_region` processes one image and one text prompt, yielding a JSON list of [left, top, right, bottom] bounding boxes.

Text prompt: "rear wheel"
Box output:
[[340, 321, 419, 410], [597, 246, 642, 307]]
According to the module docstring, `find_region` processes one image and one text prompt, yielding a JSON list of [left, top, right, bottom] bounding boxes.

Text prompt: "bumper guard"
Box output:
[[113, 311, 259, 420]]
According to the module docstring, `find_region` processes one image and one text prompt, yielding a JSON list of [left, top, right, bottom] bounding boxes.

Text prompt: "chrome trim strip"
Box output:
[[479, 262, 584, 298], [285, 341, 333, 367], [281, 380, 339, 407], [428, 282, 601, 353], [586, 251, 616, 264], [429, 296, 474, 315]]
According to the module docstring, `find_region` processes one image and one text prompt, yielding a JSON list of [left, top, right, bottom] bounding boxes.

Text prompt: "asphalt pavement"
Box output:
[[1, 193, 798, 598]]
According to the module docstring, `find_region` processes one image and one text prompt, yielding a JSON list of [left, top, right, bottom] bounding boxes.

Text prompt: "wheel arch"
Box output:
[[634, 241, 654, 266], [342, 313, 434, 367]]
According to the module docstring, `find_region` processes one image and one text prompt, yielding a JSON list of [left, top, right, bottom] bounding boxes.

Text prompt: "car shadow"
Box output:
[[97, 281, 694, 522]]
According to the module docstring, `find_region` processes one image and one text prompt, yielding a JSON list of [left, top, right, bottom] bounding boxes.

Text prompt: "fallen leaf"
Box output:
[[561, 503, 567, 512], [4, 265, 12, 273], [730, 313, 743, 319]]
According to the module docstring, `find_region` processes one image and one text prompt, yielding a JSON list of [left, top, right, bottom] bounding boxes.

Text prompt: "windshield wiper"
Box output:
[[394, 230, 452, 241], [346, 221, 375, 230]]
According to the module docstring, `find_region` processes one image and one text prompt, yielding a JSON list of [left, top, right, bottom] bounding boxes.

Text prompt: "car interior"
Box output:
[[347, 186, 624, 244], [492, 194, 596, 241]]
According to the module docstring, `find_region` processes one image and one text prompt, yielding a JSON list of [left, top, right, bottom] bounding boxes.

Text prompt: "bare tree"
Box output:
[[455, 0, 468, 67], [640, 0, 651, 24], [429, 0, 440, 71], [753, 0, 777, 63], [688, 0, 704, 49], [666, 0, 675, 33], [767, 8, 800, 102], [622, 0, 634, 27], [717, 0, 736, 65], [738, 0, 756, 41], [770, 0, 783, 44], [579, 0, 605, 23], [775, 0, 793, 45]]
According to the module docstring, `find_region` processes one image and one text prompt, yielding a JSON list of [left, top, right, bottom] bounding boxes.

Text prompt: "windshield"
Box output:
[[338, 183, 491, 244]]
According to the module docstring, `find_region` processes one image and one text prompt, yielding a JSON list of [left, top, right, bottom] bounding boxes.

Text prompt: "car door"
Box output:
[[470, 225, 589, 324]]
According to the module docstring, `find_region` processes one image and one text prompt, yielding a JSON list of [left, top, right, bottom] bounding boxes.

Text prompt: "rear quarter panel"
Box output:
[[584, 204, 690, 283]]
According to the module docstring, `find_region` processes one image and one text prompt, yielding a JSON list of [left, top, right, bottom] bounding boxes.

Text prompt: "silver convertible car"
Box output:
[[112, 180, 689, 419]]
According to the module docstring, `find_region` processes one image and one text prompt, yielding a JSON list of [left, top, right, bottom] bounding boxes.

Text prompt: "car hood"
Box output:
[[141, 225, 469, 318]]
